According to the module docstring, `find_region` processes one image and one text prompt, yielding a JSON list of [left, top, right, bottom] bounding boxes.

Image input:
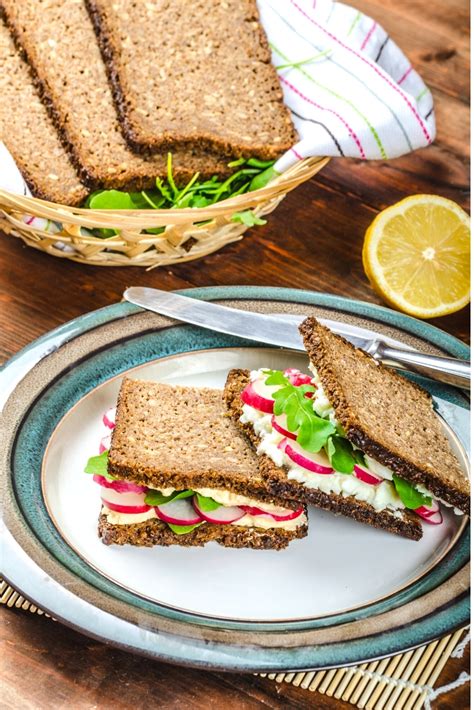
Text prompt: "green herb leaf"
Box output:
[[167, 522, 204, 535], [195, 493, 221, 512], [87, 190, 136, 210], [231, 210, 267, 227], [84, 451, 110, 477], [145, 489, 194, 506], [264, 370, 335, 452], [326, 435, 356, 474], [248, 165, 277, 191], [393, 475, 432, 509]]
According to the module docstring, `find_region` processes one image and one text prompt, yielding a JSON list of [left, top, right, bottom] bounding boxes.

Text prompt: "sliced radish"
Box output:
[[271, 413, 297, 440], [193, 496, 245, 524], [282, 438, 334, 475], [414, 500, 443, 524], [101, 487, 150, 514], [240, 504, 304, 521], [353, 464, 383, 486], [103, 407, 116, 429], [155, 498, 203, 525], [99, 434, 111, 454], [284, 368, 313, 386], [93, 474, 148, 494], [241, 378, 280, 413]]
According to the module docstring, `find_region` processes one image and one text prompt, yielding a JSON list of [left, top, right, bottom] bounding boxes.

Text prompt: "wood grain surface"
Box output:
[[0, 0, 469, 707]]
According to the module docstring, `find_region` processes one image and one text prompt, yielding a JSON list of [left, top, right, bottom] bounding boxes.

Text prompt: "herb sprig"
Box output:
[[393, 476, 432, 509], [84, 154, 275, 237]]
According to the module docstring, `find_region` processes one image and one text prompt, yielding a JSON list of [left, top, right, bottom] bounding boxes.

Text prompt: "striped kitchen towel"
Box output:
[[258, 0, 435, 173]]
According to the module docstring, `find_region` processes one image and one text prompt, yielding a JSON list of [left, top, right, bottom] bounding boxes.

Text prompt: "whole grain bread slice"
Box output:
[[299, 317, 470, 515], [1, 0, 232, 192], [85, 0, 296, 158], [224, 368, 423, 540], [108, 378, 301, 512], [0, 20, 87, 206], [98, 513, 306, 550]]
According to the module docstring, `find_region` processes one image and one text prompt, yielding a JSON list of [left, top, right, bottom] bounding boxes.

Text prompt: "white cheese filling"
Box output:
[[241, 371, 406, 516], [102, 506, 307, 531]]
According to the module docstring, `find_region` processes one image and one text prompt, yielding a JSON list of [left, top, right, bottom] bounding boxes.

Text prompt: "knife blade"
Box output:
[[123, 287, 470, 390]]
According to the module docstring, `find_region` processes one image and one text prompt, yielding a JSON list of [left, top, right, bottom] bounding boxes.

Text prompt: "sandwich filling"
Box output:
[[85, 446, 306, 535], [239, 368, 447, 524]]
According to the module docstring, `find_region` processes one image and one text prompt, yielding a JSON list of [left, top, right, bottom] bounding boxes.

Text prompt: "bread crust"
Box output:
[[98, 513, 307, 550], [224, 368, 423, 541], [299, 317, 470, 515]]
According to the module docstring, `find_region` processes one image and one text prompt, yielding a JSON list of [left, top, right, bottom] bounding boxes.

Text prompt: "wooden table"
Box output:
[[1, 0, 469, 707]]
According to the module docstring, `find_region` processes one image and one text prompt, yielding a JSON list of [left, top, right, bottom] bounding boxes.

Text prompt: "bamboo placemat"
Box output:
[[1, 577, 469, 709]]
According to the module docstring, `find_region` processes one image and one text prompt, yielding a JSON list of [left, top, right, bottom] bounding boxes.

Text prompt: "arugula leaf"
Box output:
[[326, 435, 357, 474], [231, 210, 267, 227], [145, 489, 194, 506], [87, 190, 136, 210], [168, 522, 204, 535], [195, 493, 221, 512], [264, 370, 335, 452], [393, 476, 432, 509], [84, 451, 113, 478], [249, 165, 277, 191]]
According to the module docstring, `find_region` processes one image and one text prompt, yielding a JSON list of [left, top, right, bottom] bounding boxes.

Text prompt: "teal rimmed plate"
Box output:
[[1, 286, 470, 672]]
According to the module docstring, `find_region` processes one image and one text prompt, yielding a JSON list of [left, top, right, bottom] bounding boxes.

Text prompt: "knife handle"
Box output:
[[370, 341, 471, 390]]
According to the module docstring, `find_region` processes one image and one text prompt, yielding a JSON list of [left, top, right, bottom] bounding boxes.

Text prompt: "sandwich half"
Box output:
[[224, 317, 470, 540], [85, 378, 308, 550]]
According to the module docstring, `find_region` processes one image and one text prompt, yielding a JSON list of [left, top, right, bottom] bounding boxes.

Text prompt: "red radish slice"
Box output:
[[353, 464, 383, 486], [284, 368, 313, 386], [93, 474, 147, 494], [101, 488, 150, 514], [103, 407, 116, 429], [193, 497, 245, 524], [155, 498, 203, 525], [271, 414, 297, 440], [414, 500, 443, 524], [99, 434, 111, 454], [241, 378, 280, 413], [240, 505, 304, 521], [283, 439, 334, 475]]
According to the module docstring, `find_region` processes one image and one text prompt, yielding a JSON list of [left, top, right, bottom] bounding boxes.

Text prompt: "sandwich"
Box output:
[[224, 317, 470, 540], [84, 378, 308, 549]]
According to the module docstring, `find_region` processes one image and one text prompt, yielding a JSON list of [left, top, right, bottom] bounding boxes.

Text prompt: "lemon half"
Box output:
[[363, 195, 470, 318]]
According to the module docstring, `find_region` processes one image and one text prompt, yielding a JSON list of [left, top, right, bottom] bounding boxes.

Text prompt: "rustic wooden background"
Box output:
[[1, 0, 469, 707]]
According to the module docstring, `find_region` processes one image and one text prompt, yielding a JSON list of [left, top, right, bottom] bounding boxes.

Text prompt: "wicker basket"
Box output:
[[0, 157, 328, 268]]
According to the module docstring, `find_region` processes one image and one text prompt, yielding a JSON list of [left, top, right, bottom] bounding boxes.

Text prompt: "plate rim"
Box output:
[[1, 285, 470, 671]]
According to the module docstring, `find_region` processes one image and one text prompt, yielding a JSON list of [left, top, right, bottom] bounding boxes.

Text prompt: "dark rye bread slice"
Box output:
[[85, 0, 296, 158], [98, 514, 306, 550], [108, 378, 302, 512], [224, 369, 422, 541], [0, 21, 87, 206], [1, 0, 231, 191], [299, 317, 470, 515]]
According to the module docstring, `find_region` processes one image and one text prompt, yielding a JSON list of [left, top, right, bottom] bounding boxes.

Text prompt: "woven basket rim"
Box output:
[[0, 156, 329, 229]]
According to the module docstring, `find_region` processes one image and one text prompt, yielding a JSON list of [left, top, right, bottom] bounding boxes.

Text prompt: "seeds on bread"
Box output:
[[224, 368, 423, 540], [85, 0, 296, 158], [0, 20, 87, 206], [299, 317, 470, 515], [1, 0, 232, 191]]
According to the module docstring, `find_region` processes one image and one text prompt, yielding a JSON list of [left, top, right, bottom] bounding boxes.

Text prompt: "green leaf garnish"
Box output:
[[326, 435, 357, 474], [145, 489, 194, 506], [83, 155, 276, 237], [231, 210, 267, 227], [264, 370, 335, 452], [84, 451, 115, 479], [393, 475, 432, 509], [168, 522, 204, 535], [195, 493, 221, 512]]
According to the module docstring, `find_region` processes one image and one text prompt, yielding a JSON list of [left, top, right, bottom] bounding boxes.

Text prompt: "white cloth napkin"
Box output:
[[261, 0, 435, 173], [2, 0, 435, 196]]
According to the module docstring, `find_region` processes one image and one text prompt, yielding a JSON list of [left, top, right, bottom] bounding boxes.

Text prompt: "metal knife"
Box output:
[[124, 287, 470, 391]]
